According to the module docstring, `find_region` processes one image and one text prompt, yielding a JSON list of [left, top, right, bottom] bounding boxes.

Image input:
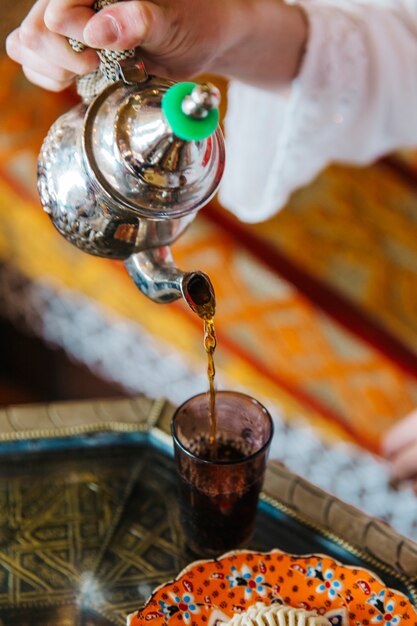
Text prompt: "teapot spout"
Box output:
[[124, 247, 215, 316]]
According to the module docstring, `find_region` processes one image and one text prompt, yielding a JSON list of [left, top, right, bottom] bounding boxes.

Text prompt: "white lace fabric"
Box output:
[[219, 0, 417, 222]]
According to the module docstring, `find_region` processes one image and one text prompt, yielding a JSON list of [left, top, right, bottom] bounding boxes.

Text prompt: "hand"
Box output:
[[6, 0, 99, 91], [381, 410, 417, 486], [6, 0, 308, 92]]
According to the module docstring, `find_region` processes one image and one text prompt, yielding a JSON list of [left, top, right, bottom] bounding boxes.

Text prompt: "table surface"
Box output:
[[0, 431, 414, 626]]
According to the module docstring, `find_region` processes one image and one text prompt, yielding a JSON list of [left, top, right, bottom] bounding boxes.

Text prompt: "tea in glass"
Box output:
[[172, 391, 273, 556]]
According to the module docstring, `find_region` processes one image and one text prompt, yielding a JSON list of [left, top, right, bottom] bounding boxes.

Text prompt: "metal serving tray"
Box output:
[[0, 396, 415, 626]]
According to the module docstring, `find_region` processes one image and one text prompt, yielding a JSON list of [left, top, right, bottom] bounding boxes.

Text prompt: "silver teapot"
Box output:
[[37, 59, 225, 311]]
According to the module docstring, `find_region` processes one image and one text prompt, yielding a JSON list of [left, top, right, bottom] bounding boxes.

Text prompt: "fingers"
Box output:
[[22, 66, 74, 92], [387, 439, 417, 482], [381, 409, 417, 458], [7, 35, 72, 82], [44, 0, 95, 42], [6, 27, 98, 77], [381, 410, 417, 483], [82, 1, 172, 53], [7, 0, 182, 92], [6, 0, 99, 91]]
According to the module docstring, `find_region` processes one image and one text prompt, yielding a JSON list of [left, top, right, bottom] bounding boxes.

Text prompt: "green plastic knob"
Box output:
[[162, 82, 219, 141]]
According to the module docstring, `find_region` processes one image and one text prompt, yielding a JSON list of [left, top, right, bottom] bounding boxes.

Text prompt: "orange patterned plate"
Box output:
[[128, 550, 417, 626]]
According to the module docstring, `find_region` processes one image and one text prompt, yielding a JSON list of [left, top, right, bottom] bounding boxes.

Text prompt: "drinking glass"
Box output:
[[172, 390, 273, 556]]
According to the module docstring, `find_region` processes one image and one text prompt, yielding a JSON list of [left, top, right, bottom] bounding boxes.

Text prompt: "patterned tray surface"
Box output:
[[0, 433, 414, 626]]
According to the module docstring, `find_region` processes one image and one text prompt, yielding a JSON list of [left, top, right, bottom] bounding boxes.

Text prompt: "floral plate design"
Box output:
[[128, 550, 417, 626]]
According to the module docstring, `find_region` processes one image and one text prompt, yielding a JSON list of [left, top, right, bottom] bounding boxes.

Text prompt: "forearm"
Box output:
[[213, 0, 309, 89], [220, 0, 417, 222]]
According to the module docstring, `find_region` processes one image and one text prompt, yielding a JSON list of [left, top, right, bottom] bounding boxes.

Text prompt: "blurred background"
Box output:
[[3, 1, 417, 537]]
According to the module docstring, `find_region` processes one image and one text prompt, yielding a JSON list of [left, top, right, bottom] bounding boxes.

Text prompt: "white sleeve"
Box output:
[[219, 0, 417, 222]]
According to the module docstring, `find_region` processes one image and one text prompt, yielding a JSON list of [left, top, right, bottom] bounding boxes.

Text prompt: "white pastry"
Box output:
[[221, 602, 331, 626]]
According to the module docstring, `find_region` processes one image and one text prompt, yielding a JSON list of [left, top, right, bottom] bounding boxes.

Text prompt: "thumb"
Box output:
[[83, 1, 171, 51]]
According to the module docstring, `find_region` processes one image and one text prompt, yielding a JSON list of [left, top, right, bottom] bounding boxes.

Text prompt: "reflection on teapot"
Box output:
[[37, 59, 225, 308]]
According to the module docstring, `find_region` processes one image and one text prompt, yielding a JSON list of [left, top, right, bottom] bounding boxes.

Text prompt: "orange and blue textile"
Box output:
[[2, 56, 417, 456]]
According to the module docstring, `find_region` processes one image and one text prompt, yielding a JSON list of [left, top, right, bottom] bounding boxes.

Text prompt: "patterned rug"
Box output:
[[4, 46, 417, 539], [2, 54, 417, 452]]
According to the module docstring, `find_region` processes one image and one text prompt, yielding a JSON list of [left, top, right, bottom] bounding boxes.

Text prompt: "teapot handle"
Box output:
[[68, 0, 138, 102], [68, 0, 221, 141]]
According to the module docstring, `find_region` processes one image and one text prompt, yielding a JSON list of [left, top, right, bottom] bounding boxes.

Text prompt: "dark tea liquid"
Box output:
[[184, 273, 218, 447], [204, 317, 217, 446], [178, 434, 261, 555]]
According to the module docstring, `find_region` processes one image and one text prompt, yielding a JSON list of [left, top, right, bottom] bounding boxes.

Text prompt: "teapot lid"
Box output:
[[83, 74, 225, 219]]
